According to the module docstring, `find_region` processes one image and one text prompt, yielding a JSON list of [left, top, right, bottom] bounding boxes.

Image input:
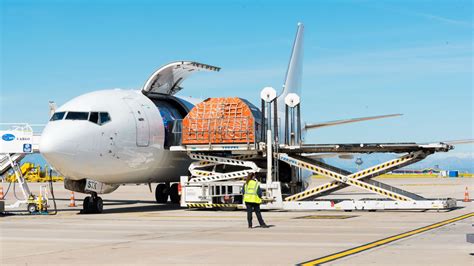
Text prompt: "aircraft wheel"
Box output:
[[82, 196, 103, 214], [169, 183, 180, 204], [155, 183, 169, 203], [94, 197, 103, 213], [82, 196, 92, 213]]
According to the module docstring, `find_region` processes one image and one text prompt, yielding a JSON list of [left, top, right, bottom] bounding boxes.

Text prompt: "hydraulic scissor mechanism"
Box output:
[[281, 151, 429, 202], [187, 153, 259, 183], [174, 88, 458, 211]]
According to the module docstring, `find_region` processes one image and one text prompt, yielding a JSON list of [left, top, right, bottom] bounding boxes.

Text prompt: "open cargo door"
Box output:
[[142, 61, 220, 96]]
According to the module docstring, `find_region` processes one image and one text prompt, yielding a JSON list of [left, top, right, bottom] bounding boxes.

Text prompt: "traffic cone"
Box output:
[[69, 191, 76, 207], [463, 187, 470, 202], [0, 185, 4, 200]]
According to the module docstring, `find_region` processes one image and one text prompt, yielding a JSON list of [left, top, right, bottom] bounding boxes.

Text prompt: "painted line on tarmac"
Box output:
[[298, 212, 474, 266]]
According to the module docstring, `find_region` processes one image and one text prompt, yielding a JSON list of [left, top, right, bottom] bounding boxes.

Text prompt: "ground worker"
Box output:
[[243, 173, 269, 229]]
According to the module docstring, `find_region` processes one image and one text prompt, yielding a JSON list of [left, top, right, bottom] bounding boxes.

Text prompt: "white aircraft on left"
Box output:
[[39, 23, 398, 214], [40, 62, 220, 213]]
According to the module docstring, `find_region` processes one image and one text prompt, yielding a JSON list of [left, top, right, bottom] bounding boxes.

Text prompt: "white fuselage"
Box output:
[[40, 89, 193, 184]]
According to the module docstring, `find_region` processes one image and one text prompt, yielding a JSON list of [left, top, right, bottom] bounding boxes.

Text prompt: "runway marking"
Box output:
[[298, 212, 474, 266]]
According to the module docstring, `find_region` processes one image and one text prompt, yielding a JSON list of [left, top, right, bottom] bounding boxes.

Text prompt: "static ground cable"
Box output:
[[48, 169, 57, 215], [1, 181, 13, 199], [13, 182, 21, 200]]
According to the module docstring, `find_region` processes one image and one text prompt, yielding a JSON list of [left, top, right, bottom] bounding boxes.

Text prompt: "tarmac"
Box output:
[[1, 177, 473, 265]]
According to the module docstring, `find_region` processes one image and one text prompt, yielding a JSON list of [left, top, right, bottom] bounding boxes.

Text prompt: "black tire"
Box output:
[[27, 203, 37, 213], [82, 196, 103, 214], [155, 183, 169, 203], [82, 196, 92, 214], [95, 197, 103, 213], [169, 183, 180, 204]]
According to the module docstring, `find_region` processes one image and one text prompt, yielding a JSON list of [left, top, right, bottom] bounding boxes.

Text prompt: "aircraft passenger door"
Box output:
[[123, 98, 150, 147]]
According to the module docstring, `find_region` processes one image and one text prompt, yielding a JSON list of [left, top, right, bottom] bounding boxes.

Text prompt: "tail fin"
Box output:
[[277, 22, 304, 109]]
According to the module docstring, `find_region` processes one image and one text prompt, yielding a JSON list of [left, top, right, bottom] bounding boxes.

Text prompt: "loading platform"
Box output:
[[171, 90, 457, 211]]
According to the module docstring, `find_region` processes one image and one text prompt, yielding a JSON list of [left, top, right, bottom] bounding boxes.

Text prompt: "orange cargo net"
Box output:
[[182, 97, 256, 145]]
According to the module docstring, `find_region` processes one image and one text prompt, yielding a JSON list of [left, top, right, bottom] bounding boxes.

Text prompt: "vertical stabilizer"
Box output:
[[277, 23, 304, 109]]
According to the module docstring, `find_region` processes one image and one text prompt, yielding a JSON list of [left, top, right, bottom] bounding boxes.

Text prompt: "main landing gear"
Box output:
[[155, 183, 180, 204], [81, 192, 103, 214]]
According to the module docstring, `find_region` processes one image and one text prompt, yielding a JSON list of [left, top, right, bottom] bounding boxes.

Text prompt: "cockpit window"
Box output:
[[50, 112, 66, 121], [65, 112, 89, 120], [99, 112, 111, 125], [89, 112, 99, 124], [87, 112, 111, 125]]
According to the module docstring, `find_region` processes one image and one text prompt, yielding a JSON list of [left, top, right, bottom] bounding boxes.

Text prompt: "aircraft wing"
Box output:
[[422, 139, 474, 145], [305, 114, 402, 130], [281, 142, 453, 154], [142, 61, 220, 95]]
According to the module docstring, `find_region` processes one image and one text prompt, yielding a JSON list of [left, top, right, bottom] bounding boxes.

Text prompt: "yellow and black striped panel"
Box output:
[[187, 203, 240, 209], [192, 171, 214, 176], [190, 154, 253, 166], [283, 155, 412, 202], [346, 179, 410, 201], [233, 154, 256, 160], [349, 153, 416, 179], [191, 170, 251, 183], [288, 153, 420, 201], [285, 182, 340, 201], [197, 161, 214, 166]]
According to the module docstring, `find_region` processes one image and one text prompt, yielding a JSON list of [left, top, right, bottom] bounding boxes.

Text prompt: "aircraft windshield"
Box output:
[[99, 112, 111, 125], [89, 112, 99, 124], [50, 112, 66, 121], [65, 112, 89, 120], [54, 111, 111, 125]]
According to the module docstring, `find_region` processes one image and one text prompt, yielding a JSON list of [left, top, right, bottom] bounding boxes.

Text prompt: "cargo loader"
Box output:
[[171, 90, 457, 211]]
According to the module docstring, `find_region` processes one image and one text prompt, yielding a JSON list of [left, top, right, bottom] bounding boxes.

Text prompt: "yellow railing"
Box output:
[[4, 163, 64, 183]]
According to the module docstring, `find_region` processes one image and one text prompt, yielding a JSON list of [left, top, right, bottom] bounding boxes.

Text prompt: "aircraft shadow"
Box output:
[[101, 203, 183, 214], [47, 198, 183, 214]]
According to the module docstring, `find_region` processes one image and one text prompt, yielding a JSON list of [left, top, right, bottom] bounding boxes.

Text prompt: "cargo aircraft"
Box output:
[[39, 23, 421, 213]]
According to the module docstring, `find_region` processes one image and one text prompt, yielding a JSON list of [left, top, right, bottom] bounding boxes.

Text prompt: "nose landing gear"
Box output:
[[81, 192, 103, 214]]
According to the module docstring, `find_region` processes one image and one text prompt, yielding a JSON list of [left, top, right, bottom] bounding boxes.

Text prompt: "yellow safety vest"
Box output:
[[243, 180, 262, 204]]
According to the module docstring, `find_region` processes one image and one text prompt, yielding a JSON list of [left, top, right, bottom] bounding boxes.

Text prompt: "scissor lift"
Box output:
[[177, 142, 456, 211], [173, 91, 457, 211]]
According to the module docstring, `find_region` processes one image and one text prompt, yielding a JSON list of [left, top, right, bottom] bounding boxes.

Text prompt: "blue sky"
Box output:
[[1, 0, 472, 157]]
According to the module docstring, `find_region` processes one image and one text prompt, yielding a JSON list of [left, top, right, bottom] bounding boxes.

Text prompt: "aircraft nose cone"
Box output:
[[39, 129, 56, 156], [40, 126, 70, 155], [40, 123, 77, 173]]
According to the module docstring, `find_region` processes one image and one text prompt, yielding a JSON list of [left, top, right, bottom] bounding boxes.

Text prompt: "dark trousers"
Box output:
[[246, 202, 265, 227]]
